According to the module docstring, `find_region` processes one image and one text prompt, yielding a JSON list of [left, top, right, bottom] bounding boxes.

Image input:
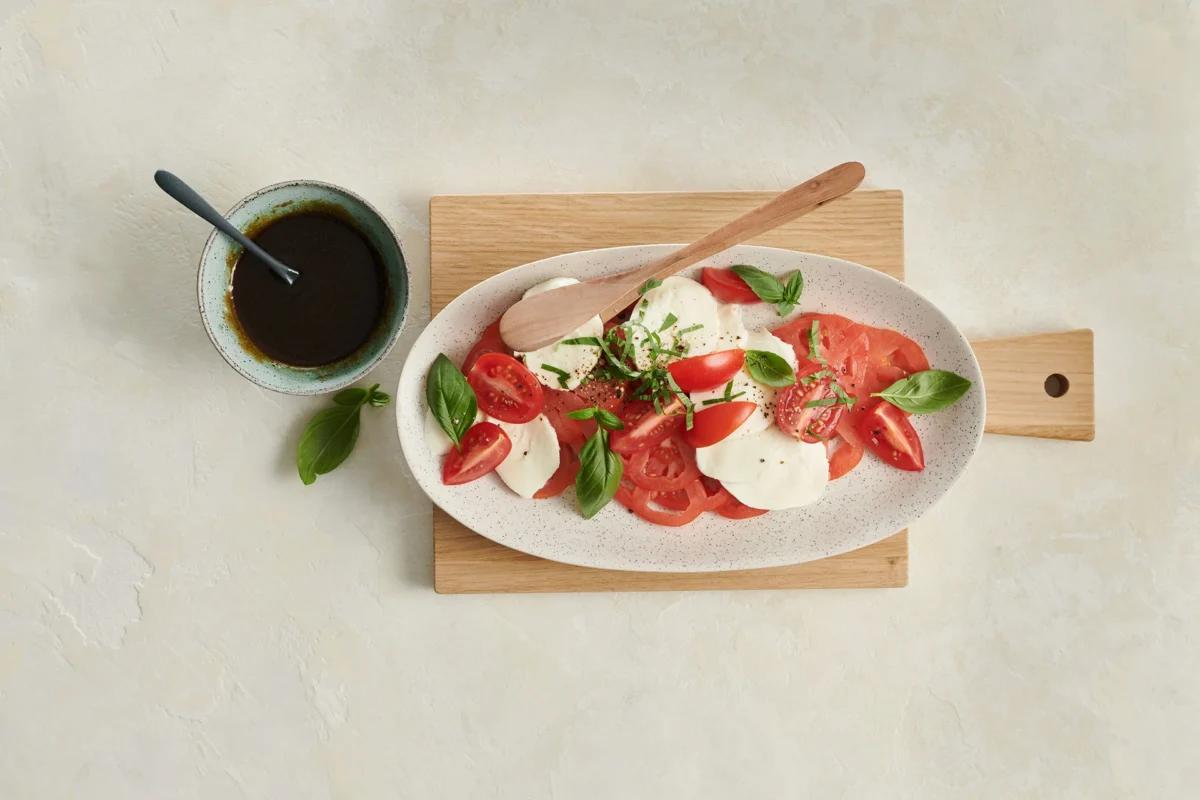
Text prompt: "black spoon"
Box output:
[[154, 170, 300, 285]]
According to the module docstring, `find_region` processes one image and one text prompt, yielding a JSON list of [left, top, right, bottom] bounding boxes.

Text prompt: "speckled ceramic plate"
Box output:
[[397, 245, 984, 572]]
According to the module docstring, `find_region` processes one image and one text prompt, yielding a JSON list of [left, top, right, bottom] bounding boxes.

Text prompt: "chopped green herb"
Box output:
[[540, 363, 571, 388], [676, 323, 704, 335], [808, 321, 828, 366], [658, 312, 678, 332], [804, 397, 838, 409], [638, 278, 663, 295]]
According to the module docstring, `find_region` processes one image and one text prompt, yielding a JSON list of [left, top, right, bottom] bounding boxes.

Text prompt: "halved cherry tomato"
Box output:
[[441, 421, 511, 485], [463, 318, 509, 372], [533, 443, 579, 499], [467, 353, 544, 423], [609, 398, 685, 455], [685, 401, 756, 448], [775, 379, 845, 444], [542, 388, 592, 447], [573, 379, 628, 414], [856, 400, 925, 471], [701, 267, 760, 304], [625, 435, 701, 492], [667, 349, 745, 392]]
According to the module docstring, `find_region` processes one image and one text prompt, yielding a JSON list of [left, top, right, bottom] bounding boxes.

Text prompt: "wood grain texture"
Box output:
[[430, 189, 908, 594], [975, 329, 1095, 441]]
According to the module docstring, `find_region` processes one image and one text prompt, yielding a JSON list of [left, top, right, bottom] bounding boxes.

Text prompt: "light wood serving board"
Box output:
[[428, 190, 1094, 594]]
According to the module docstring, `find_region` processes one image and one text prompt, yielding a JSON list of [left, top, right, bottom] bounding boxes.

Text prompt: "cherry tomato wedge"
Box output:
[[533, 443, 579, 499], [775, 380, 845, 443], [684, 401, 756, 448], [666, 349, 746, 392], [625, 435, 701, 492], [467, 353, 544, 423], [609, 398, 685, 455], [701, 267, 760, 304], [441, 421, 511, 485], [463, 318, 510, 372], [856, 401, 925, 471], [827, 416, 865, 480]]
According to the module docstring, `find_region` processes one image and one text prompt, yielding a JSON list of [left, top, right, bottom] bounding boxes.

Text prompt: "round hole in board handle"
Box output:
[[1044, 373, 1070, 398]]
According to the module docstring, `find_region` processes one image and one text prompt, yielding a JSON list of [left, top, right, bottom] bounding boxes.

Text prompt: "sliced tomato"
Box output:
[[533, 443, 579, 499], [701, 267, 760, 304], [609, 398, 685, 455], [685, 401, 756, 448], [572, 379, 628, 414], [463, 318, 509, 372], [715, 494, 768, 519], [775, 380, 845, 443], [625, 435, 700, 492], [856, 400, 925, 471], [467, 353, 544, 423], [542, 388, 592, 447], [615, 479, 711, 527], [441, 422, 511, 485], [827, 431, 864, 480], [666, 349, 745, 392]]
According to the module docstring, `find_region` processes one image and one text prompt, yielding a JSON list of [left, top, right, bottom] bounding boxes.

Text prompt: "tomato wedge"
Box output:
[[441, 421, 511, 485], [533, 443, 579, 499], [667, 349, 745, 392], [775, 380, 845, 443], [856, 401, 925, 471], [467, 353, 544, 423], [625, 435, 701, 492], [827, 417, 865, 480], [685, 401, 756, 448], [609, 398, 685, 455], [463, 318, 510, 372], [701, 267, 760, 303]]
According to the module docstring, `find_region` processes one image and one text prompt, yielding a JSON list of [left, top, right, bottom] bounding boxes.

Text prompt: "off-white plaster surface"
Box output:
[[1, 1, 1197, 797]]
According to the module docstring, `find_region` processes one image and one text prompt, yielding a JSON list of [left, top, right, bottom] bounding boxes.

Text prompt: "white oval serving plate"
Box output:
[[397, 245, 984, 572]]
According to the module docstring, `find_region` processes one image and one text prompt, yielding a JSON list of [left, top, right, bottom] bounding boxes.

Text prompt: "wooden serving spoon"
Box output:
[[498, 161, 866, 352]]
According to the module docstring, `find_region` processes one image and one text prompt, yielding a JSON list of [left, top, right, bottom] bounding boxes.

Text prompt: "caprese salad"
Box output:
[[424, 265, 971, 527]]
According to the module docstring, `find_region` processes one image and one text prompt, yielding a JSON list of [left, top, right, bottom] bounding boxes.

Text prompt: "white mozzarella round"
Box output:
[[490, 414, 560, 499], [515, 277, 602, 390], [689, 329, 799, 438], [423, 407, 482, 457], [694, 425, 827, 510], [629, 276, 722, 369], [714, 304, 749, 350]]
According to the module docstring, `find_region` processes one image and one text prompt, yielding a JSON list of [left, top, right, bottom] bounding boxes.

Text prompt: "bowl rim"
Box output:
[[196, 178, 409, 396]]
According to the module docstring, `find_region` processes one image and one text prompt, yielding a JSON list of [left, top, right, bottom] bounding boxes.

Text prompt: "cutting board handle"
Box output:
[[968, 329, 1094, 441]]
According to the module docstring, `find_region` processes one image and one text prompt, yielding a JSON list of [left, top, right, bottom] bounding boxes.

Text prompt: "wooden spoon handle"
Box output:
[[597, 161, 865, 319]]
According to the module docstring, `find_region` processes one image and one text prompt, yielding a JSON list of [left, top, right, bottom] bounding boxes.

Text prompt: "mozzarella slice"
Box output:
[[694, 425, 827, 510], [690, 329, 798, 438], [629, 276, 722, 369], [714, 304, 749, 350], [423, 407, 482, 457], [515, 277, 602, 390], [490, 414, 560, 499]]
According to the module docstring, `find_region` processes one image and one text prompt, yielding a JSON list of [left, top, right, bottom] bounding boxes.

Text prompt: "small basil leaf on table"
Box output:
[[576, 430, 623, 519], [872, 369, 972, 414], [744, 349, 796, 387], [426, 353, 477, 447], [296, 383, 392, 485]]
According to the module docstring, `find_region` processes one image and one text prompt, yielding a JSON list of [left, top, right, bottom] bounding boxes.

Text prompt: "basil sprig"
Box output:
[[297, 384, 391, 485], [426, 353, 478, 448], [730, 265, 804, 315], [566, 406, 624, 431], [872, 369, 972, 414], [744, 349, 796, 387], [576, 427, 623, 519]]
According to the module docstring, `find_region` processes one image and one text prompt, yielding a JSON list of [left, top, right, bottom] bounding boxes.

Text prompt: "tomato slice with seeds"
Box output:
[[856, 400, 925, 471], [467, 353, 545, 423], [701, 267, 760, 304], [533, 443, 579, 499], [609, 398, 685, 455], [572, 379, 628, 414], [684, 401, 756, 448], [666, 349, 745, 392], [616, 479, 711, 527], [541, 388, 592, 447], [625, 435, 701, 493], [775, 379, 845, 444], [463, 318, 510, 372], [441, 421, 511, 485]]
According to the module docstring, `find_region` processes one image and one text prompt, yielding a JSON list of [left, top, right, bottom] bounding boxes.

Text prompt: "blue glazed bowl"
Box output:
[[197, 180, 408, 395]]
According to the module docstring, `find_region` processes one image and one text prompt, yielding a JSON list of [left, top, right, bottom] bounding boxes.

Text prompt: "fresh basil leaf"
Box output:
[[562, 336, 603, 347], [783, 270, 804, 303], [804, 397, 837, 408], [744, 349, 796, 387], [296, 405, 361, 485], [658, 312, 678, 333], [333, 387, 367, 406], [872, 369, 972, 414], [594, 408, 624, 430], [540, 363, 571, 388], [576, 430, 623, 519], [367, 385, 392, 408], [426, 353, 477, 448], [638, 278, 663, 295], [731, 265, 785, 303], [566, 407, 597, 421]]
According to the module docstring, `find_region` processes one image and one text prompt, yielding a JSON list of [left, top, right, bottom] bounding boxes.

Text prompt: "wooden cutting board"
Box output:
[[428, 190, 1093, 594]]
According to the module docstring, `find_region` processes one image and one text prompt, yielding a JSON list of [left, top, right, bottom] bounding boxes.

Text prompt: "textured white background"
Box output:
[[1, 1, 1197, 797]]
